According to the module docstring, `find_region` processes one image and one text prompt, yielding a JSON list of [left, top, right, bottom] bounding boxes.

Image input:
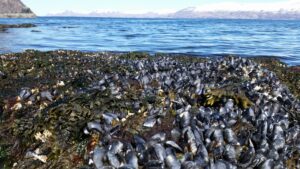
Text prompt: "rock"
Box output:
[[31, 30, 41, 33], [0, 23, 36, 29], [0, 0, 36, 18]]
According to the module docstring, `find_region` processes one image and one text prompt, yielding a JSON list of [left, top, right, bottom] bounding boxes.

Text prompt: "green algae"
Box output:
[[0, 146, 8, 161], [119, 51, 150, 60], [0, 145, 10, 169]]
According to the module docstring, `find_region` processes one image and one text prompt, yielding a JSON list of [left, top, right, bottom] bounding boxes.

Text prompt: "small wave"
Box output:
[[123, 33, 146, 39], [0, 17, 299, 65]]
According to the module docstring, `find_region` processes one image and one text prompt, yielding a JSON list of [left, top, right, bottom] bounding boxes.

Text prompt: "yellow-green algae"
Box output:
[[252, 57, 300, 100]]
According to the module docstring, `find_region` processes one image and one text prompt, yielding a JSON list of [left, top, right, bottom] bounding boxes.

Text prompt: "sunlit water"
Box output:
[[0, 17, 300, 65]]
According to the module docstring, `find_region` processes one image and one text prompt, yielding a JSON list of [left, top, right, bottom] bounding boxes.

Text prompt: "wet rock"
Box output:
[[31, 30, 41, 32], [0, 23, 36, 29]]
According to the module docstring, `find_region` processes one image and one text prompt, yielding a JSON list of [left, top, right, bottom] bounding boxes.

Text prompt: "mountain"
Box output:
[[169, 7, 300, 20], [0, 0, 35, 18], [49, 10, 166, 18], [48, 7, 300, 20]]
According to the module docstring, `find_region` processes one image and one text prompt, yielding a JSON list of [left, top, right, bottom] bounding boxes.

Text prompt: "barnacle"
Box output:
[[34, 129, 52, 143]]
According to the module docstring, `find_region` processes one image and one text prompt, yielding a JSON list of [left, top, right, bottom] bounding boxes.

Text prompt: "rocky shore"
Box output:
[[0, 13, 36, 18], [0, 0, 35, 18], [0, 50, 299, 169], [0, 23, 36, 32]]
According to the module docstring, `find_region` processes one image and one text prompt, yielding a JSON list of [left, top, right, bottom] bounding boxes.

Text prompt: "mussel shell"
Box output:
[[143, 116, 157, 128], [224, 128, 238, 145], [125, 151, 138, 169], [224, 145, 237, 163], [171, 128, 181, 142], [165, 140, 183, 152], [107, 151, 121, 168], [257, 159, 274, 169], [165, 148, 181, 169], [153, 143, 166, 162], [181, 161, 199, 169], [19, 88, 32, 100], [109, 140, 124, 155], [93, 146, 106, 169], [144, 160, 164, 169], [87, 121, 104, 133], [151, 132, 166, 142], [214, 160, 237, 169]]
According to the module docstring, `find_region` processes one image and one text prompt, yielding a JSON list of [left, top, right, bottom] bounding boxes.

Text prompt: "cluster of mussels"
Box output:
[[80, 56, 300, 169], [3, 52, 299, 169]]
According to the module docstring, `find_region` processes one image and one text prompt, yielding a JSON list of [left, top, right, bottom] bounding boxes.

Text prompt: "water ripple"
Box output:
[[0, 17, 300, 65]]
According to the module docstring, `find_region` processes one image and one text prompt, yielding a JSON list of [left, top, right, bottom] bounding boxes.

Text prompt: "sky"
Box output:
[[22, 0, 300, 16]]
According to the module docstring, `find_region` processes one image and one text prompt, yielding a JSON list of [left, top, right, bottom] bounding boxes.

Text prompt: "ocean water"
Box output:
[[0, 17, 300, 65]]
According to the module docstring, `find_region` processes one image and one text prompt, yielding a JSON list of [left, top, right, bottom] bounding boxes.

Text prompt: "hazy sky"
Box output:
[[22, 0, 299, 16]]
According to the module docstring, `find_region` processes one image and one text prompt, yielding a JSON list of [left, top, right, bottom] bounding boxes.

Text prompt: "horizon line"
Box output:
[[34, 16, 300, 21]]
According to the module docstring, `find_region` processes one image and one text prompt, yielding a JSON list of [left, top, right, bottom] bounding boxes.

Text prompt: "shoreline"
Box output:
[[0, 49, 299, 66], [0, 50, 299, 168], [0, 13, 36, 18]]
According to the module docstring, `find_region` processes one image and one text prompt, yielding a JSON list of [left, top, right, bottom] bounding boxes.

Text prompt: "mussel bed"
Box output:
[[0, 50, 299, 169]]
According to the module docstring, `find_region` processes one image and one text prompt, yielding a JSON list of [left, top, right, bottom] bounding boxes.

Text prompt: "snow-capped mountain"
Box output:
[[48, 7, 300, 20], [48, 10, 165, 18], [169, 7, 300, 19]]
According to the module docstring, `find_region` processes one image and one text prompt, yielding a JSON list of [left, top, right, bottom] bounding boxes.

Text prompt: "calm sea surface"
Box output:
[[0, 17, 300, 65]]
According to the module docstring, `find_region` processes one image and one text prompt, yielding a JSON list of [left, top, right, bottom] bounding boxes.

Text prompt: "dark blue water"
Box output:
[[0, 17, 300, 65]]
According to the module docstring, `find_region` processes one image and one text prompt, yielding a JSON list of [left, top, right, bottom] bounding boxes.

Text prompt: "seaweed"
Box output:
[[253, 57, 300, 100]]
